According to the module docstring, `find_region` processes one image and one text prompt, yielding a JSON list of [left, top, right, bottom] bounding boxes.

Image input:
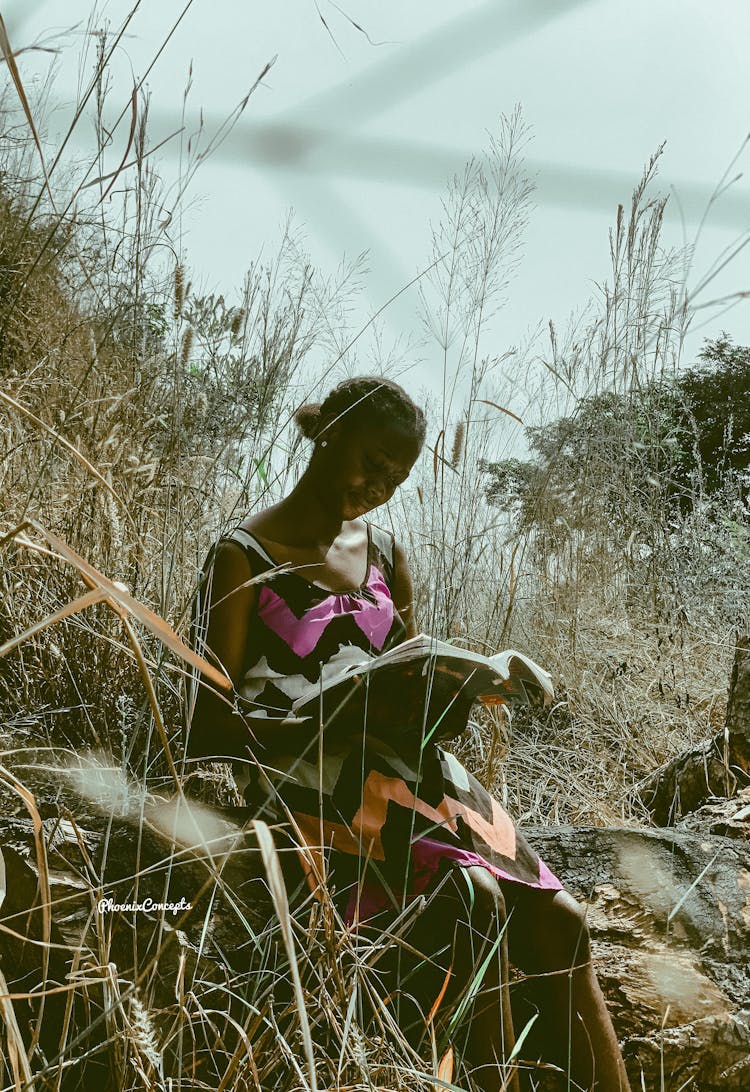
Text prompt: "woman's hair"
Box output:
[[295, 376, 426, 446]]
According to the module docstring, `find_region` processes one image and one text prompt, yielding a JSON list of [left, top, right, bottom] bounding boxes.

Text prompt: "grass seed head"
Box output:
[[174, 262, 185, 319]]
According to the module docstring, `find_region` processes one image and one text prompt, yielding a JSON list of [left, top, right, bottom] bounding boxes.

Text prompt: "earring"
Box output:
[[320, 440, 328, 448]]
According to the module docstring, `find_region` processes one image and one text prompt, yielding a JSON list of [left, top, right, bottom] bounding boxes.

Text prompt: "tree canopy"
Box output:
[[482, 337, 750, 546]]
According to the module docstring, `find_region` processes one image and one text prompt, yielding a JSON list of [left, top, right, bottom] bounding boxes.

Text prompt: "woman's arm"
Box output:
[[390, 538, 418, 640], [189, 540, 259, 758], [190, 541, 322, 759]]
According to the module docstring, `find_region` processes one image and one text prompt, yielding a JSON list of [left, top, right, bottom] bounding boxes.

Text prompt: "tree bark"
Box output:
[[637, 636, 750, 825]]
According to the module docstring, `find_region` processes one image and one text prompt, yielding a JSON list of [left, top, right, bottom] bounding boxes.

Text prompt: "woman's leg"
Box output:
[[455, 867, 519, 1092], [502, 884, 631, 1092], [393, 866, 520, 1092]]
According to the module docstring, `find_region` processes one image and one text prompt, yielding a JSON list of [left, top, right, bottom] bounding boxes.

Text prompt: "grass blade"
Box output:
[[0, 968, 36, 1091], [251, 820, 318, 1092], [474, 398, 524, 425], [99, 85, 138, 203], [19, 521, 231, 691], [0, 589, 106, 659], [0, 13, 48, 192]]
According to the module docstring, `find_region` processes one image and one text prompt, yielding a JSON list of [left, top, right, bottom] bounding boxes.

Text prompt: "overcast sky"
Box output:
[[6, 0, 750, 401]]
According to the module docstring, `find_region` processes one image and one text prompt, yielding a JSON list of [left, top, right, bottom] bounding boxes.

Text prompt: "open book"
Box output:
[[286, 633, 554, 743]]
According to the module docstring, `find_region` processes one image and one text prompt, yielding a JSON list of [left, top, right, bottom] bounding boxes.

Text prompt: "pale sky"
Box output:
[[5, 0, 750, 399]]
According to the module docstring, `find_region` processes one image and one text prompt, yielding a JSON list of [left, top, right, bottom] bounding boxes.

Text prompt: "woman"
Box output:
[[189, 377, 631, 1092]]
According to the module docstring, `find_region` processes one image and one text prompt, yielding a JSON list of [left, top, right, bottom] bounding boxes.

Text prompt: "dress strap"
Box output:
[[224, 526, 277, 570], [366, 521, 396, 586]]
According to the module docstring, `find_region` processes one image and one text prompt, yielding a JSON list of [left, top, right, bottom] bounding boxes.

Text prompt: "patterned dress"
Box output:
[[202, 523, 562, 922]]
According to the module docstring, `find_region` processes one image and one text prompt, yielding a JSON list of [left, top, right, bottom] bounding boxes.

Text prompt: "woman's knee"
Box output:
[[460, 866, 507, 925], [544, 891, 591, 969], [424, 866, 506, 937], [507, 888, 591, 973], [402, 868, 506, 987]]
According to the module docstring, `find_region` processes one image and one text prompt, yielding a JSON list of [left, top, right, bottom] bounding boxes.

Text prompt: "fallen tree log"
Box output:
[[2, 801, 749, 1091], [527, 823, 750, 1092]]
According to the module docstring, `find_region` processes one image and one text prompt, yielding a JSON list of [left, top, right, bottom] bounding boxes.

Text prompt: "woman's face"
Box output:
[[318, 418, 422, 520]]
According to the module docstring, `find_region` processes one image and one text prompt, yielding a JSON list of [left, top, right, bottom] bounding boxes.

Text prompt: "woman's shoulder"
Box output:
[[238, 507, 278, 536]]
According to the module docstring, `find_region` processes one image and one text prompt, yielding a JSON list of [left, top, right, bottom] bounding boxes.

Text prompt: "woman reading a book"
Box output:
[[189, 376, 630, 1092]]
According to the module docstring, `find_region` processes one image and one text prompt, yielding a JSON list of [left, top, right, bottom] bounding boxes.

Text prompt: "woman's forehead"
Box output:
[[355, 420, 421, 460]]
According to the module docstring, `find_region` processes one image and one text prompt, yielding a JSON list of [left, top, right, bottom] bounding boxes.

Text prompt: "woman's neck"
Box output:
[[273, 472, 346, 547]]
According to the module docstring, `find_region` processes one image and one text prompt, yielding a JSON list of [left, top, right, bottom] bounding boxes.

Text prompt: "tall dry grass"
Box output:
[[390, 146, 748, 829], [0, 32, 434, 1089]]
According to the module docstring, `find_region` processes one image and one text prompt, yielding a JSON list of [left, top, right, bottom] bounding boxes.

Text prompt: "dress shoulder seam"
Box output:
[[365, 521, 396, 586], [223, 526, 277, 569]]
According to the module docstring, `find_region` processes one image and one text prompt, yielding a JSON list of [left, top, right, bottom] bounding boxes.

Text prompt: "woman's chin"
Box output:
[[343, 498, 372, 520]]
